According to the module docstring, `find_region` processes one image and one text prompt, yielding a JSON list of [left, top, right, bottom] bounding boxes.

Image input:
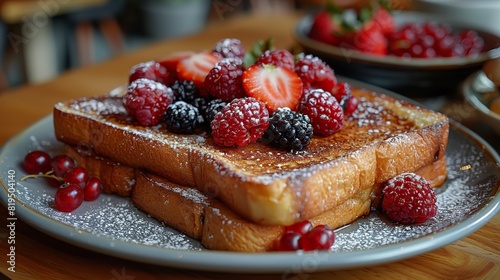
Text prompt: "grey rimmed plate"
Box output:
[[0, 80, 499, 273]]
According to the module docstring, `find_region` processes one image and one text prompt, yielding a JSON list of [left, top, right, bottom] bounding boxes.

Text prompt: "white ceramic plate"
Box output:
[[1, 83, 499, 273]]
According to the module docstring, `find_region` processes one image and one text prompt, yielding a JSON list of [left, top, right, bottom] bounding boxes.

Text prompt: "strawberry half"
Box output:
[[176, 52, 221, 94], [242, 64, 303, 112], [157, 51, 195, 86]]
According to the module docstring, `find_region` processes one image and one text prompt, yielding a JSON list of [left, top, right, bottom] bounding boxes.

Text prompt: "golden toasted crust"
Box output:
[[54, 87, 449, 225], [67, 145, 447, 251]]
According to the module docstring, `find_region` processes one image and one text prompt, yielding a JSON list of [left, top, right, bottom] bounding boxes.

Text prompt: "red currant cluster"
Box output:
[[22, 150, 102, 212], [388, 22, 484, 58], [275, 220, 335, 251]]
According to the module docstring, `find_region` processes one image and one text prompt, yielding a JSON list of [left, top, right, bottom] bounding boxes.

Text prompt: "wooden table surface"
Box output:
[[0, 0, 107, 24], [1, 12, 499, 280]]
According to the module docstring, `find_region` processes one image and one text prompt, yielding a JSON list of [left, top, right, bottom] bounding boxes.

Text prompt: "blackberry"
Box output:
[[170, 80, 199, 104], [262, 108, 313, 151], [191, 97, 208, 125], [165, 101, 200, 134], [204, 99, 227, 126]]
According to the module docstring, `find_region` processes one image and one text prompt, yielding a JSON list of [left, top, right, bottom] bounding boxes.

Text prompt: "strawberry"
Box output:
[[157, 51, 195, 85], [353, 21, 387, 55], [308, 11, 340, 46], [372, 7, 394, 36], [158, 51, 195, 73], [242, 64, 303, 112], [176, 52, 221, 94]]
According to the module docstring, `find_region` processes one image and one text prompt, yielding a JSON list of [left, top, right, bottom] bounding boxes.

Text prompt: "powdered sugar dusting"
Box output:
[[13, 181, 202, 250], [10, 97, 498, 254], [331, 128, 499, 252]]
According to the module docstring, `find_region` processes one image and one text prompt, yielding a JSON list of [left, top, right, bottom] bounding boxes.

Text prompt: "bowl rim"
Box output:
[[295, 11, 500, 69], [462, 71, 500, 122]]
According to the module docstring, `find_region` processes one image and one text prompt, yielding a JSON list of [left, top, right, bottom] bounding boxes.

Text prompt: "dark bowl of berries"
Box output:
[[295, 4, 500, 97]]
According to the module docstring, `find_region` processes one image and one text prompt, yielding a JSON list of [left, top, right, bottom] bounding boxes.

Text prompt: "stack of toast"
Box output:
[[53, 86, 448, 252]]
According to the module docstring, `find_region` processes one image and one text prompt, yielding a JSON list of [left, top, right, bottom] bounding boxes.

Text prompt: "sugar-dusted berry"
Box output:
[[124, 78, 174, 126], [203, 99, 227, 127], [294, 53, 337, 93], [204, 58, 247, 102], [299, 89, 344, 136], [382, 173, 438, 224], [165, 101, 201, 134], [255, 49, 295, 71], [211, 97, 269, 147], [213, 38, 245, 60], [262, 108, 313, 151]]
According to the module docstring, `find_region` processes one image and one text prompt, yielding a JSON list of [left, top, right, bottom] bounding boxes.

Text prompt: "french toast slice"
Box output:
[[64, 145, 447, 252], [53, 86, 449, 225]]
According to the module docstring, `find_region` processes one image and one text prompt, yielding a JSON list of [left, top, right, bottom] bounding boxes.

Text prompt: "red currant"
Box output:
[[63, 167, 88, 188], [84, 177, 102, 201], [388, 22, 484, 58], [301, 225, 335, 251], [54, 184, 84, 212], [51, 155, 75, 177], [276, 232, 302, 251], [284, 220, 313, 235], [23, 150, 51, 174]]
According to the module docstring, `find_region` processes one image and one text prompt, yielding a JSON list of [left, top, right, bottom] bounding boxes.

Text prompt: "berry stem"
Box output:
[[20, 170, 63, 182]]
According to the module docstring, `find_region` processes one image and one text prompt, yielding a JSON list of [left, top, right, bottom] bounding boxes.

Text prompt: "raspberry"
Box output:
[[213, 38, 245, 60], [124, 78, 174, 126], [262, 108, 313, 151], [203, 99, 227, 126], [170, 80, 200, 104], [294, 54, 337, 93], [299, 89, 344, 136], [129, 60, 169, 85], [165, 101, 201, 134], [382, 173, 438, 224], [204, 58, 247, 102], [255, 49, 295, 71], [211, 97, 269, 147], [332, 82, 358, 116]]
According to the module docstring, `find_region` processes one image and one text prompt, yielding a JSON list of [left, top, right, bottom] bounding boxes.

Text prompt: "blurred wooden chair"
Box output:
[[61, 0, 126, 66]]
